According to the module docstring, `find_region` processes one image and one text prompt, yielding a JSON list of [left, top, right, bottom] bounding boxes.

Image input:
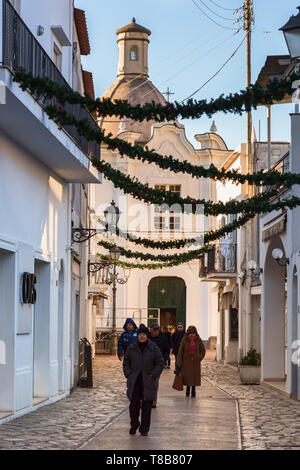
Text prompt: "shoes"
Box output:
[[129, 428, 137, 435], [140, 432, 148, 436], [191, 386, 196, 398], [186, 386, 190, 397]]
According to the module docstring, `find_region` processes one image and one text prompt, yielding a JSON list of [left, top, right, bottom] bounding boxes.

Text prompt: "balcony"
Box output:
[[0, 0, 100, 183], [199, 243, 237, 281]]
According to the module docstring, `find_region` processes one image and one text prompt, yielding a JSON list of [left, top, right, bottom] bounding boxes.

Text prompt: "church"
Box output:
[[93, 18, 233, 343]]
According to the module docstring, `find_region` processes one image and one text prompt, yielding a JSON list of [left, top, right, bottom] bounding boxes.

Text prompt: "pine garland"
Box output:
[[12, 100, 291, 216], [97, 196, 300, 267], [13, 70, 300, 188], [14, 69, 299, 125]]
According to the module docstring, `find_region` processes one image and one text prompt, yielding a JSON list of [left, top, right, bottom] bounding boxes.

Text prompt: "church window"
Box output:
[[130, 46, 138, 61], [154, 185, 181, 234]]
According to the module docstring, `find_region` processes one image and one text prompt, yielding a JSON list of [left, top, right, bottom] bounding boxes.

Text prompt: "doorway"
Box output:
[[57, 260, 64, 392], [263, 237, 286, 382], [0, 249, 15, 414], [160, 308, 177, 330], [33, 260, 50, 403], [148, 277, 186, 327]]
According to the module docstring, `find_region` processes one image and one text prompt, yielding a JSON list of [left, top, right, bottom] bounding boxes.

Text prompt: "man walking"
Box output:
[[171, 323, 185, 372], [117, 318, 138, 361], [149, 323, 169, 407], [123, 325, 164, 436]]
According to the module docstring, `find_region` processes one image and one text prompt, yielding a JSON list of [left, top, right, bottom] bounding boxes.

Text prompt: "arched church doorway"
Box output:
[[263, 236, 287, 382], [148, 277, 186, 329]]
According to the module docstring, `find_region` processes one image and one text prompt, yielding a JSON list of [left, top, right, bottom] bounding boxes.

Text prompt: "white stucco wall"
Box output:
[[0, 133, 71, 417]]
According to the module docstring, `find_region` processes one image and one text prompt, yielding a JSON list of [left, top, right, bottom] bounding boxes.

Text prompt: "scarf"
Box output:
[[188, 336, 196, 355]]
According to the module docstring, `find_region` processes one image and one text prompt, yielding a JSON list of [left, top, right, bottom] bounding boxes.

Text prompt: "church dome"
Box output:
[[116, 17, 151, 36], [100, 77, 166, 143], [99, 19, 166, 144]]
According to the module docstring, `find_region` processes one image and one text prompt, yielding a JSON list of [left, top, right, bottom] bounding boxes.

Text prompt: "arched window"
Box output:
[[130, 46, 138, 61]]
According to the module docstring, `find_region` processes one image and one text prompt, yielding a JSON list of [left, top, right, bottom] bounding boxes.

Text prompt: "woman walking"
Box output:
[[177, 325, 206, 398]]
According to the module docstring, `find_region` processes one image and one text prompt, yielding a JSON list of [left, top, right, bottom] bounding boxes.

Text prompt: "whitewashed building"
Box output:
[[93, 19, 233, 345], [200, 139, 290, 365], [0, 0, 100, 422]]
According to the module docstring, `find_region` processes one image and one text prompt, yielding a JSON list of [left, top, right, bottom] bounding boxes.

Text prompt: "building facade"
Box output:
[[93, 19, 233, 344], [0, 0, 100, 422]]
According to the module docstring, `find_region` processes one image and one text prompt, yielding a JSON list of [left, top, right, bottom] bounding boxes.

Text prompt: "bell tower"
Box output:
[[116, 18, 151, 78]]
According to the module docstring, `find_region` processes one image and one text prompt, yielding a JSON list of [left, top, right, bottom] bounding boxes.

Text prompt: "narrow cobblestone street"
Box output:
[[0, 355, 300, 450]]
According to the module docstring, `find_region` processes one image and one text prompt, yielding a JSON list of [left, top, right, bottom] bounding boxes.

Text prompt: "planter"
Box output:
[[239, 365, 261, 385]]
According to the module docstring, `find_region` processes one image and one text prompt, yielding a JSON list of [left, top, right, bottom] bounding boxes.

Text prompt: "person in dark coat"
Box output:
[[177, 325, 206, 398], [123, 325, 164, 436], [149, 323, 169, 407], [171, 323, 185, 372], [117, 318, 138, 361], [162, 327, 172, 369]]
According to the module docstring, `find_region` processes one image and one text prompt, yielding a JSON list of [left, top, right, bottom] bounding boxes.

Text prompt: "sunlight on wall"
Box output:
[[0, 340, 6, 365]]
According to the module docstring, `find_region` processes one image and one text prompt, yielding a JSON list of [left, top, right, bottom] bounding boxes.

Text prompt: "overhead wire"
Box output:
[[197, 0, 237, 21], [138, 32, 237, 102], [191, 0, 239, 31], [207, 0, 239, 11], [128, 31, 228, 99], [180, 33, 247, 102]]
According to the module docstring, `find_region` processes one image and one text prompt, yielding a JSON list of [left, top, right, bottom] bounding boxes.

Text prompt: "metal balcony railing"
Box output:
[[199, 243, 237, 278], [1, 0, 99, 160]]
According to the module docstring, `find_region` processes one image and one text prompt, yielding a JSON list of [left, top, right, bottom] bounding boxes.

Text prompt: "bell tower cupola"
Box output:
[[116, 18, 151, 79]]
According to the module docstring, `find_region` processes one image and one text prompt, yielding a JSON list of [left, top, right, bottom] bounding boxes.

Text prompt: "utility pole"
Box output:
[[244, 0, 255, 354]]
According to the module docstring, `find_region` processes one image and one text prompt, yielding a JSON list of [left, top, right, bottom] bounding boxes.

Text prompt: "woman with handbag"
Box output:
[[176, 325, 206, 397]]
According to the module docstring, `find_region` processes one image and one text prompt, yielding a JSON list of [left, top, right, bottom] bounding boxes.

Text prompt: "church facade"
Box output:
[[94, 19, 232, 341]]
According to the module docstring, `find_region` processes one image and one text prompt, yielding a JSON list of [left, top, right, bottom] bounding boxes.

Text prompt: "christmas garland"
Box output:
[[97, 196, 300, 267], [31, 102, 295, 216], [14, 69, 299, 124], [93, 156, 287, 215], [13, 70, 300, 187]]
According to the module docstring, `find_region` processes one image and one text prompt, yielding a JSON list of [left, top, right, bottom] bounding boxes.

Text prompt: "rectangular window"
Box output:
[[53, 43, 62, 71], [153, 185, 181, 233], [230, 306, 238, 340]]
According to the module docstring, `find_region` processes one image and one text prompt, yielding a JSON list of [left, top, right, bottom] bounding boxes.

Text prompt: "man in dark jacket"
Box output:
[[149, 323, 169, 407], [118, 318, 138, 361], [123, 325, 164, 436], [171, 323, 185, 372]]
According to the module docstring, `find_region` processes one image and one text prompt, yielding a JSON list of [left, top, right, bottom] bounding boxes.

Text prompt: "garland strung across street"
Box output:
[[13, 70, 300, 187], [13, 70, 300, 268], [98, 196, 300, 269], [14, 70, 299, 124], [93, 158, 289, 215]]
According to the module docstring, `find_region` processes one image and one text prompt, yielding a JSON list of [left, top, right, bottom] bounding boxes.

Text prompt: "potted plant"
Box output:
[[239, 348, 261, 385]]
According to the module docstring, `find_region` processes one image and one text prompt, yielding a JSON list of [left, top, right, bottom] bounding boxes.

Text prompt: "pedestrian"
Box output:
[[171, 323, 185, 372], [162, 326, 172, 369], [149, 323, 169, 408], [117, 318, 138, 361], [123, 325, 164, 436], [177, 325, 206, 398]]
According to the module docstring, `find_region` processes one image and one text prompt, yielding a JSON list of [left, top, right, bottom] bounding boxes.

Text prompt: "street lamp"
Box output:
[[272, 248, 289, 267], [88, 245, 131, 356], [280, 7, 300, 60], [104, 200, 121, 232], [72, 200, 121, 243]]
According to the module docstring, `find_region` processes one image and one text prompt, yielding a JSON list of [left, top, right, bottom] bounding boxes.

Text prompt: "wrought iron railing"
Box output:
[[199, 243, 237, 278], [1, 0, 99, 159]]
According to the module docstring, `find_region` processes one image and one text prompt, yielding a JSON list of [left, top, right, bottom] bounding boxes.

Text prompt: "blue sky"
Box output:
[[75, 0, 298, 150]]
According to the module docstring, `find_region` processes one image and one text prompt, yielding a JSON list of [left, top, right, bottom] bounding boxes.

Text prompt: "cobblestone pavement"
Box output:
[[0, 355, 300, 450], [0, 356, 127, 450], [202, 361, 300, 450]]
